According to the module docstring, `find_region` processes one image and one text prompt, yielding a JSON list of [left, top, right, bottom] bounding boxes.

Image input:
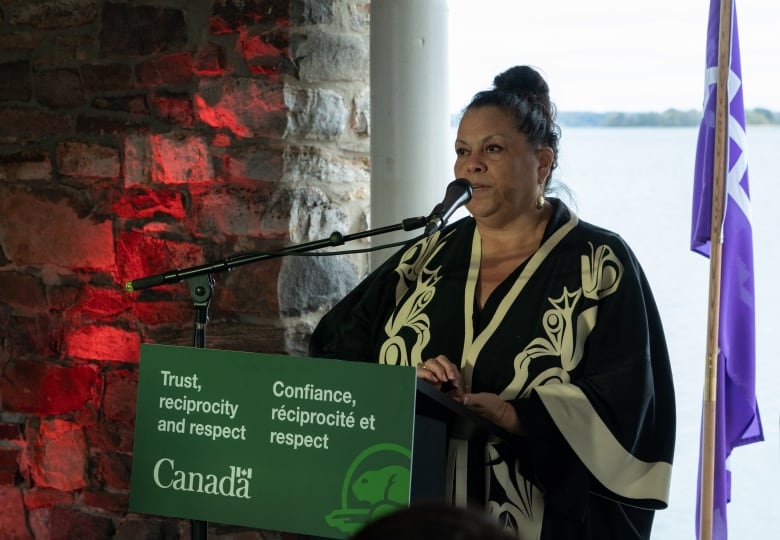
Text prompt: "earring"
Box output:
[[535, 193, 545, 210]]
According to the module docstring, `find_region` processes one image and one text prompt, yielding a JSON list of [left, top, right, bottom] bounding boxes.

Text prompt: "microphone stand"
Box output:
[[125, 215, 428, 540], [125, 216, 427, 293]]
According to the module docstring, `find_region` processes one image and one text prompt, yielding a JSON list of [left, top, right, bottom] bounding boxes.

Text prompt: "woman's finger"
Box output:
[[416, 364, 440, 383], [426, 355, 459, 384]]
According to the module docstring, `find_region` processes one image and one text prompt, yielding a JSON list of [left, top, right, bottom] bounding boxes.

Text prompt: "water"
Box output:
[[557, 126, 780, 538]]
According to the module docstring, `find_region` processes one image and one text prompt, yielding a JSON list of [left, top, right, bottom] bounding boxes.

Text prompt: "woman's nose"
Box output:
[[456, 151, 484, 175], [465, 152, 484, 173]]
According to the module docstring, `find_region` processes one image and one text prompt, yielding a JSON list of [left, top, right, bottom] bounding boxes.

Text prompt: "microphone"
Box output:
[[424, 179, 473, 236]]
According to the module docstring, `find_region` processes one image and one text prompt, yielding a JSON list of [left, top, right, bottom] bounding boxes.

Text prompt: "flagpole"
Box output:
[[699, 0, 732, 538]]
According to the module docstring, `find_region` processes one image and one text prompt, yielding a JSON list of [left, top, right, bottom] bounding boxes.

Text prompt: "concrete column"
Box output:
[[369, 0, 451, 269]]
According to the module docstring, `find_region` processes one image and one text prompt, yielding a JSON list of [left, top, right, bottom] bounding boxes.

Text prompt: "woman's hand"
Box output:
[[415, 355, 464, 399], [416, 356, 522, 434], [458, 392, 524, 435]]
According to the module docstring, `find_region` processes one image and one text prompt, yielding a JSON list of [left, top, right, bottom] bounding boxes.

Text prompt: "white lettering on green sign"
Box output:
[[158, 395, 239, 419], [272, 381, 356, 406], [152, 458, 252, 499], [269, 431, 330, 450], [161, 370, 202, 391]]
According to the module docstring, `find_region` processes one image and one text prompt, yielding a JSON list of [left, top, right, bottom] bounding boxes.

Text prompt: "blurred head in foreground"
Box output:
[[349, 503, 518, 540]]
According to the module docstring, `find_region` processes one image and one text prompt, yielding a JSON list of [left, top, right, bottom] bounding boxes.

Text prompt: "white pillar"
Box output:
[[369, 0, 451, 269]]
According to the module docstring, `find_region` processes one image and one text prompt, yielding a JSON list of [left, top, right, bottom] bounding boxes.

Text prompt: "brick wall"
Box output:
[[0, 1, 370, 538]]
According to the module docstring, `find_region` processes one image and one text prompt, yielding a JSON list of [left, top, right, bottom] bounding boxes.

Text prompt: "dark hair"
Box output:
[[466, 65, 561, 188], [349, 502, 517, 540]]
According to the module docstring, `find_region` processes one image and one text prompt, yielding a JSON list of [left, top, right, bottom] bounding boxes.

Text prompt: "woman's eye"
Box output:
[[455, 148, 467, 157], [486, 144, 502, 153]]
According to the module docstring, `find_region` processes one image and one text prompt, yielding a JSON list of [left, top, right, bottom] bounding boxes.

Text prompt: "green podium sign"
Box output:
[[130, 344, 417, 538]]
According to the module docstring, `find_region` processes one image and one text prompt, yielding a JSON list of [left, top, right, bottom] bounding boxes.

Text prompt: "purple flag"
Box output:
[[691, 1, 764, 539]]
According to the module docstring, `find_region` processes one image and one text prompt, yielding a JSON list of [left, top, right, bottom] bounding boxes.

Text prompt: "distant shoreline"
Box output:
[[556, 109, 779, 127], [450, 109, 780, 128]]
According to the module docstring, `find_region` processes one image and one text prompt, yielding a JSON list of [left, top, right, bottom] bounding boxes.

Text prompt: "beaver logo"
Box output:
[[325, 443, 412, 534]]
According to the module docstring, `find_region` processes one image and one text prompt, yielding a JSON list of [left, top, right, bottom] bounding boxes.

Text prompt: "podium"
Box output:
[[410, 381, 515, 506], [129, 344, 512, 539]]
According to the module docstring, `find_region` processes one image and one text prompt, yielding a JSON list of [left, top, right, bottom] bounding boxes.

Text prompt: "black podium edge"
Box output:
[[414, 380, 516, 443]]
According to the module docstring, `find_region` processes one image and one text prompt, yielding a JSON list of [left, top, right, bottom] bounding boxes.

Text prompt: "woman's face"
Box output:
[[454, 105, 553, 227]]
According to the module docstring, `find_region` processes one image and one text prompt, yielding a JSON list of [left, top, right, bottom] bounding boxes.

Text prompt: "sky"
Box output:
[[447, 0, 780, 113]]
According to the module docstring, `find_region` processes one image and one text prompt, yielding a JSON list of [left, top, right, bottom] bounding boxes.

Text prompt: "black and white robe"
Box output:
[[310, 199, 675, 540]]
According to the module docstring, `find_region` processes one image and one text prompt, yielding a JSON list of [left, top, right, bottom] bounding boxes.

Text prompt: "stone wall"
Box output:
[[0, 0, 370, 538]]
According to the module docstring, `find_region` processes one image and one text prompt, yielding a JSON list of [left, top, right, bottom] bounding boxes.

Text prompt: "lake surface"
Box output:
[[557, 126, 780, 538]]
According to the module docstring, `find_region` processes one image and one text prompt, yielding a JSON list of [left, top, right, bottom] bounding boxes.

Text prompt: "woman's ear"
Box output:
[[536, 146, 554, 182]]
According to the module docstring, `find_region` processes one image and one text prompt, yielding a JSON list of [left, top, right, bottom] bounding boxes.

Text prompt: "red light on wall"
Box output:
[[66, 325, 141, 363], [111, 188, 186, 220]]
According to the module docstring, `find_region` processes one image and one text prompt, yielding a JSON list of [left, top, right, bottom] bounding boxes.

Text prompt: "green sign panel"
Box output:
[[130, 344, 417, 538]]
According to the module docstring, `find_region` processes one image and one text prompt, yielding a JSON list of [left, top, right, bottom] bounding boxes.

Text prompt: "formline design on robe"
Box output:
[[372, 211, 670, 538]]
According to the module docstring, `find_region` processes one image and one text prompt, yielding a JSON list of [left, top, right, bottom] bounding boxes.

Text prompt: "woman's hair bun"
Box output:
[[493, 66, 551, 110]]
